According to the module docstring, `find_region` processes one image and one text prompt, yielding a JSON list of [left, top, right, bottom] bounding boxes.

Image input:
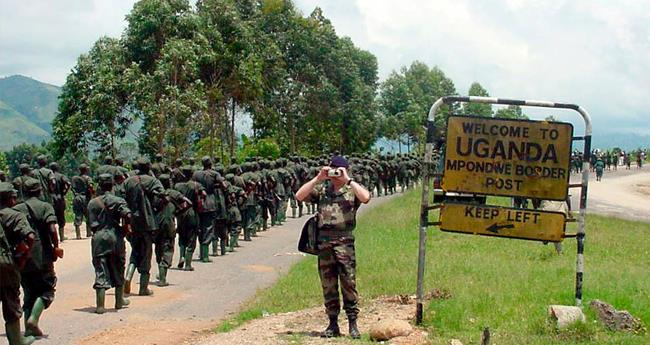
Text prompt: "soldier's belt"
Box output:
[[318, 228, 354, 238]]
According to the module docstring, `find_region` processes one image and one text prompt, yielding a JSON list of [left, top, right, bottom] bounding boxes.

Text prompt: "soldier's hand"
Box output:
[[54, 247, 64, 260], [317, 167, 330, 182]]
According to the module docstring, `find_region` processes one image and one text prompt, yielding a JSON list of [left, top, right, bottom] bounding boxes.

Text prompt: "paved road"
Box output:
[[1, 192, 397, 345], [569, 165, 650, 223]]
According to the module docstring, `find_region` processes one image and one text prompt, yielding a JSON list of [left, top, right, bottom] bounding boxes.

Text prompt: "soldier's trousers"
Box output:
[[214, 218, 228, 244], [277, 196, 288, 221], [154, 232, 175, 269], [72, 195, 89, 227], [92, 231, 126, 289], [53, 197, 66, 229], [198, 211, 216, 245], [1, 266, 22, 323], [242, 206, 256, 234], [21, 265, 57, 315], [129, 231, 154, 274], [177, 213, 199, 252], [317, 239, 359, 318]]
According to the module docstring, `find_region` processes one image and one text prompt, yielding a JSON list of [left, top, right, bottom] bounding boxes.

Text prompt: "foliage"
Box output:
[[52, 0, 381, 159], [0, 151, 7, 172], [0, 75, 61, 133], [4, 143, 48, 177], [462, 82, 492, 117], [494, 105, 528, 119]]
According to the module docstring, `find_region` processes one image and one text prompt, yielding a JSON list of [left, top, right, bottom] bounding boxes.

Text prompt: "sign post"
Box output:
[[415, 96, 592, 325]]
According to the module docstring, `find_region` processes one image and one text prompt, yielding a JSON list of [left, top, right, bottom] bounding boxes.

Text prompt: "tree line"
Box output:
[[50, 0, 520, 165]]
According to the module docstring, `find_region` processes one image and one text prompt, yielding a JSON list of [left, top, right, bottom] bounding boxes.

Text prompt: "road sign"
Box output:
[[439, 203, 566, 242], [442, 115, 573, 200]]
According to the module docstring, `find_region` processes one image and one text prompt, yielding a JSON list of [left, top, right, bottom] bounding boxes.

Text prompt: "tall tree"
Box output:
[[462, 82, 492, 117]]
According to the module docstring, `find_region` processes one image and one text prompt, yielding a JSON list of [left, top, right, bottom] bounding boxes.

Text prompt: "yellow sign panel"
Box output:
[[439, 203, 566, 242], [442, 116, 573, 200]]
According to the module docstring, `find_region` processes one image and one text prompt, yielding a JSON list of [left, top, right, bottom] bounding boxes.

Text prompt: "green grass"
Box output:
[[219, 189, 650, 344]]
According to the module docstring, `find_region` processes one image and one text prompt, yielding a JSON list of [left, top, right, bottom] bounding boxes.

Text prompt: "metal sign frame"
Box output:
[[416, 96, 592, 324]]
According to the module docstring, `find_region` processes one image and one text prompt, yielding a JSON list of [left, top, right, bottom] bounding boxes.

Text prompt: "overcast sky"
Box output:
[[1, 0, 649, 135]]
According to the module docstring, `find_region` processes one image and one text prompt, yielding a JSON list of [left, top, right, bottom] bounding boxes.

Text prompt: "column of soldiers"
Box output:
[[0, 152, 420, 342]]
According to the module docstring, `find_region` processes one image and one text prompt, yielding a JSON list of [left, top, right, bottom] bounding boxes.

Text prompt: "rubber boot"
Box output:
[[228, 234, 237, 252], [138, 273, 154, 296], [210, 240, 219, 256], [263, 218, 268, 231], [348, 315, 361, 339], [244, 227, 252, 242], [322, 315, 341, 338], [74, 225, 81, 240], [158, 264, 169, 287], [183, 249, 195, 271], [177, 246, 186, 269], [220, 238, 227, 256], [124, 263, 136, 295], [200, 245, 212, 263], [298, 205, 303, 218], [95, 289, 106, 314], [115, 286, 130, 309], [86, 225, 92, 238], [5, 320, 35, 345], [251, 223, 258, 237], [25, 297, 45, 337], [292, 207, 297, 218]]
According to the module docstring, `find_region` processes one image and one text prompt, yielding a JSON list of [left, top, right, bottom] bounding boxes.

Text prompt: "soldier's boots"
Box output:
[[220, 238, 227, 256], [244, 228, 252, 241], [58, 226, 66, 242], [124, 263, 136, 294], [322, 315, 341, 338], [5, 320, 35, 345], [292, 207, 297, 218], [298, 205, 303, 218], [177, 246, 186, 269], [348, 315, 361, 339], [139, 273, 154, 296], [228, 234, 237, 252], [210, 240, 219, 256], [262, 218, 268, 231], [74, 225, 82, 240], [115, 286, 130, 309], [183, 249, 195, 271], [200, 245, 212, 263], [86, 226, 92, 238], [95, 289, 106, 314], [158, 265, 169, 287], [24, 297, 45, 337]]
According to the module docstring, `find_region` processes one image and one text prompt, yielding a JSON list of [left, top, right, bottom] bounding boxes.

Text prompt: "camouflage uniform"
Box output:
[[154, 175, 188, 285], [192, 160, 224, 261], [308, 180, 362, 319]]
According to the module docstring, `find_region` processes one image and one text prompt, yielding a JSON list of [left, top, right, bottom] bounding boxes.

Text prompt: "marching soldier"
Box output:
[[71, 164, 94, 239], [0, 182, 37, 345], [14, 178, 64, 337], [174, 166, 205, 271], [87, 174, 132, 314], [123, 158, 166, 296], [49, 163, 70, 242]]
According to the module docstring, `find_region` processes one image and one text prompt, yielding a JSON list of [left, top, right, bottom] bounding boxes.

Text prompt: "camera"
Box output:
[[327, 168, 342, 177]]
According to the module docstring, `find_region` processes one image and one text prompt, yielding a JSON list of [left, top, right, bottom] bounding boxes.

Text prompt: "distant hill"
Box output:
[[0, 75, 61, 150]]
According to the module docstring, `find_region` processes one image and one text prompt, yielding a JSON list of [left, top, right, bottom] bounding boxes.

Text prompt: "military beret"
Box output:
[[36, 154, 47, 161], [98, 173, 113, 185], [329, 155, 349, 169], [79, 163, 89, 170], [49, 162, 60, 170], [201, 156, 212, 165], [0, 182, 17, 195], [137, 157, 151, 165], [23, 178, 42, 193], [158, 174, 171, 182], [181, 165, 193, 173], [19, 163, 31, 171]]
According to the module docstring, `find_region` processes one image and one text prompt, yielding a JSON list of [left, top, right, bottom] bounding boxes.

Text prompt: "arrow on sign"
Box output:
[[486, 223, 515, 234]]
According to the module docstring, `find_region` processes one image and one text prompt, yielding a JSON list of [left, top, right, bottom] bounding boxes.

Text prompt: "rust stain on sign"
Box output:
[[439, 203, 566, 242], [442, 116, 573, 200]]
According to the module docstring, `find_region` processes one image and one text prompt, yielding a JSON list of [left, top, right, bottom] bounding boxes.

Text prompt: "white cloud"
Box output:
[[1, 0, 649, 135]]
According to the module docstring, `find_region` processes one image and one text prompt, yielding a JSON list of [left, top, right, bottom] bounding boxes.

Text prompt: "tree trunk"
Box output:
[[230, 100, 236, 160]]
